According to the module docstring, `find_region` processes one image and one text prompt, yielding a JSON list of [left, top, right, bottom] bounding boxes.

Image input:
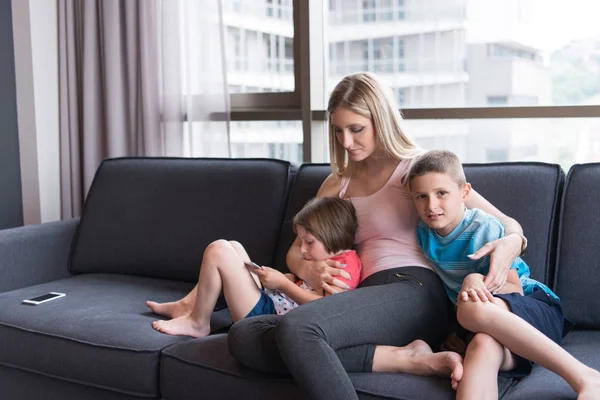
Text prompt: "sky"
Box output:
[[531, 0, 600, 51]]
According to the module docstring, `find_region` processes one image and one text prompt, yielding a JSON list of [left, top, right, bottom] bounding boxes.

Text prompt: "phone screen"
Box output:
[[27, 293, 62, 302]]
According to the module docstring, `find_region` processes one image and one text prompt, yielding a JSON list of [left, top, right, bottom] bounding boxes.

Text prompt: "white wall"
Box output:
[[11, 0, 60, 224]]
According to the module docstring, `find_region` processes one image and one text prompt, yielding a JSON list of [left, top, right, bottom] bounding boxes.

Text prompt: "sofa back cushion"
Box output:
[[273, 162, 564, 284], [69, 158, 292, 282], [464, 162, 564, 286], [554, 163, 600, 328], [273, 164, 331, 271]]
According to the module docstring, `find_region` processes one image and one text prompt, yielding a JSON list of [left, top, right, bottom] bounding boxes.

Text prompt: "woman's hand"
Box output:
[[468, 233, 522, 294], [458, 273, 494, 304], [254, 267, 290, 290], [305, 259, 351, 295]]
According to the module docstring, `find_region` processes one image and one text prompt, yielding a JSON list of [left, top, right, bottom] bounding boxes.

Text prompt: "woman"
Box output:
[[229, 72, 526, 400]]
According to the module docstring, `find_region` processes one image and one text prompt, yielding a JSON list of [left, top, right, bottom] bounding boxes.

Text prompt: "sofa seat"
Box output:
[[161, 334, 513, 400], [0, 274, 230, 398], [504, 330, 600, 400]]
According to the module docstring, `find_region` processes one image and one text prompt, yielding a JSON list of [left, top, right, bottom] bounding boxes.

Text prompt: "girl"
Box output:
[[147, 197, 361, 338]]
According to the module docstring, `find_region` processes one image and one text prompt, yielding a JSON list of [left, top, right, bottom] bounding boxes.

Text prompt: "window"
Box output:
[[213, 0, 600, 166], [487, 96, 508, 105]]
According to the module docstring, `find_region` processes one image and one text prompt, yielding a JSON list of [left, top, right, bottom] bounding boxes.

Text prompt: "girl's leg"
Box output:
[[456, 333, 515, 399], [147, 240, 256, 318], [275, 267, 448, 400], [152, 240, 262, 337], [456, 298, 600, 397], [147, 285, 198, 319]]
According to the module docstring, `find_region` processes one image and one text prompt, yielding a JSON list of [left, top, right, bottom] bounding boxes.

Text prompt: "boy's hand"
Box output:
[[254, 267, 289, 290], [459, 273, 494, 304]]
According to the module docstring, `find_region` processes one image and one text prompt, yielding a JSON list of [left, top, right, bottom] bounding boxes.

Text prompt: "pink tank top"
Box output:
[[339, 159, 432, 281]]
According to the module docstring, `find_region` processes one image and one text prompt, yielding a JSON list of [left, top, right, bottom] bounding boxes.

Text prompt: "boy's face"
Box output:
[[296, 225, 335, 261], [410, 172, 471, 236]]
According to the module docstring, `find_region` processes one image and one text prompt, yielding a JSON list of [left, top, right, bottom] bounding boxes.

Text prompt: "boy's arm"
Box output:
[[496, 268, 524, 295], [279, 280, 323, 305]]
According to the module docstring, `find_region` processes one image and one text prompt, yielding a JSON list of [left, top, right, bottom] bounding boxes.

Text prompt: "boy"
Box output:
[[408, 150, 600, 399]]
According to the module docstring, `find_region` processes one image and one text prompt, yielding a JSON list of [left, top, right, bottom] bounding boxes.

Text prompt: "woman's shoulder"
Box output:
[[317, 173, 344, 197]]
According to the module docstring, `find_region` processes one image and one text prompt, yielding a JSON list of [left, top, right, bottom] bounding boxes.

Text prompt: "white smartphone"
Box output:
[[244, 261, 263, 269], [22, 292, 66, 305]]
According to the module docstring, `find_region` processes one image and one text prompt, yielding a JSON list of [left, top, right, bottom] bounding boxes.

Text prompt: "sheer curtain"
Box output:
[[58, 0, 229, 218], [161, 0, 231, 158]]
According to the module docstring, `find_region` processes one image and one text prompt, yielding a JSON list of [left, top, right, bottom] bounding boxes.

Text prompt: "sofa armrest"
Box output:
[[0, 219, 79, 293]]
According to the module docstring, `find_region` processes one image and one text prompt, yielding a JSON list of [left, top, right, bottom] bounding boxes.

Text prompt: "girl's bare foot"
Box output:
[[146, 299, 192, 319], [151, 314, 210, 338], [396, 340, 464, 382]]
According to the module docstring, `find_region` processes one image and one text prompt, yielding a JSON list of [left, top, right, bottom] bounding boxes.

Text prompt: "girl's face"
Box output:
[[296, 225, 336, 261], [330, 106, 377, 162]]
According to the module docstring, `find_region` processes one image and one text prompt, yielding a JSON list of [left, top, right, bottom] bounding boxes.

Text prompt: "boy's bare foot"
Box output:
[[146, 300, 191, 319], [394, 340, 463, 382], [151, 315, 210, 338]]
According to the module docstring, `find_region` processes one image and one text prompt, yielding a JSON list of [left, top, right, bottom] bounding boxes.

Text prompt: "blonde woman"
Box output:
[[228, 72, 526, 400]]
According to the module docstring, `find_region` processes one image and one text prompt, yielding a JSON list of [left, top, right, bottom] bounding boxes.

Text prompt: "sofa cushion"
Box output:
[[0, 274, 231, 397], [160, 335, 514, 400], [554, 163, 600, 328], [463, 162, 564, 286], [70, 158, 292, 282], [503, 330, 600, 399]]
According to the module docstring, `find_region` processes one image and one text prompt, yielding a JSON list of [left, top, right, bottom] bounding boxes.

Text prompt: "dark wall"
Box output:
[[0, 0, 24, 229]]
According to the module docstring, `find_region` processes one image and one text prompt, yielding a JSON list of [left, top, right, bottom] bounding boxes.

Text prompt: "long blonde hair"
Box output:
[[327, 72, 422, 176]]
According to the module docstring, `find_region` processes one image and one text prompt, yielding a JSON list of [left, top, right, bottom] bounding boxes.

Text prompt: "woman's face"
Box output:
[[330, 107, 377, 162]]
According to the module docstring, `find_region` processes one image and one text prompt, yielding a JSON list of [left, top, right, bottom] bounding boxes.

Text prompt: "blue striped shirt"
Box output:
[[416, 208, 558, 304]]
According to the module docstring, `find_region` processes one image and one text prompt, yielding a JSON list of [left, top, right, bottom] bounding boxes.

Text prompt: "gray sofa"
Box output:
[[0, 157, 598, 400]]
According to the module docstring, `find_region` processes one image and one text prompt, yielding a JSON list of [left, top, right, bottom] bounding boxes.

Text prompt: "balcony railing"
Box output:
[[229, 56, 294, 74], [329, 57, 465, 76], [328, 2, 466, 25], [224, 0, 293, 21]]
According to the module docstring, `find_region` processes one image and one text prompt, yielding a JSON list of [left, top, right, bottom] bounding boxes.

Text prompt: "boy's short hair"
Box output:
[[408, 150, 466, 188], [292, 197, 357, 254]]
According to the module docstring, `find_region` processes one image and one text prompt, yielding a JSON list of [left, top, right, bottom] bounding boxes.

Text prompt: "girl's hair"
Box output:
[[292, 197, 357, 254], [408, 149, 467, 188], [327, 72, 422, 177]]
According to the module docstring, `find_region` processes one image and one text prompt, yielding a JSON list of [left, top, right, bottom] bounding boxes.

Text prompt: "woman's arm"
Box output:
[[465, 189, 524, 293], [496, 268, 524, 296], [286, 173, 351, 293]]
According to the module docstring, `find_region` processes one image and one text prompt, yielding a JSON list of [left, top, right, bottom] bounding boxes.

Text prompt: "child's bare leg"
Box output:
[[147, 284, 198, 319], [457, 298, 600, 397], [372, 340, 463, 381], [147, 240, 254, 318], [152, 240, 262, 337], [456, 333, 515, 398]]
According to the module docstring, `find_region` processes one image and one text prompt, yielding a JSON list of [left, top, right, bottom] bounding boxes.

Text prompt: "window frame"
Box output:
[[220, 0, 600, 162]]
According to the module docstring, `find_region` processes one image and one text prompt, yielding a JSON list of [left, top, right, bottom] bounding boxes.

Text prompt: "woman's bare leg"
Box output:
[[372, 340, 463, 381], [152, 240, 262, 337]]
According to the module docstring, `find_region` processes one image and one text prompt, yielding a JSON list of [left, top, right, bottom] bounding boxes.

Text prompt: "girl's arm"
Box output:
[[465, 189, 524, 293], [286, 173, 351, 293], [279, 280, 323, 305]]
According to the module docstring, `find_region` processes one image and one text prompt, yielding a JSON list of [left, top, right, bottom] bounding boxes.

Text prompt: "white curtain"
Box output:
[[160, 0, 231, 157]]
